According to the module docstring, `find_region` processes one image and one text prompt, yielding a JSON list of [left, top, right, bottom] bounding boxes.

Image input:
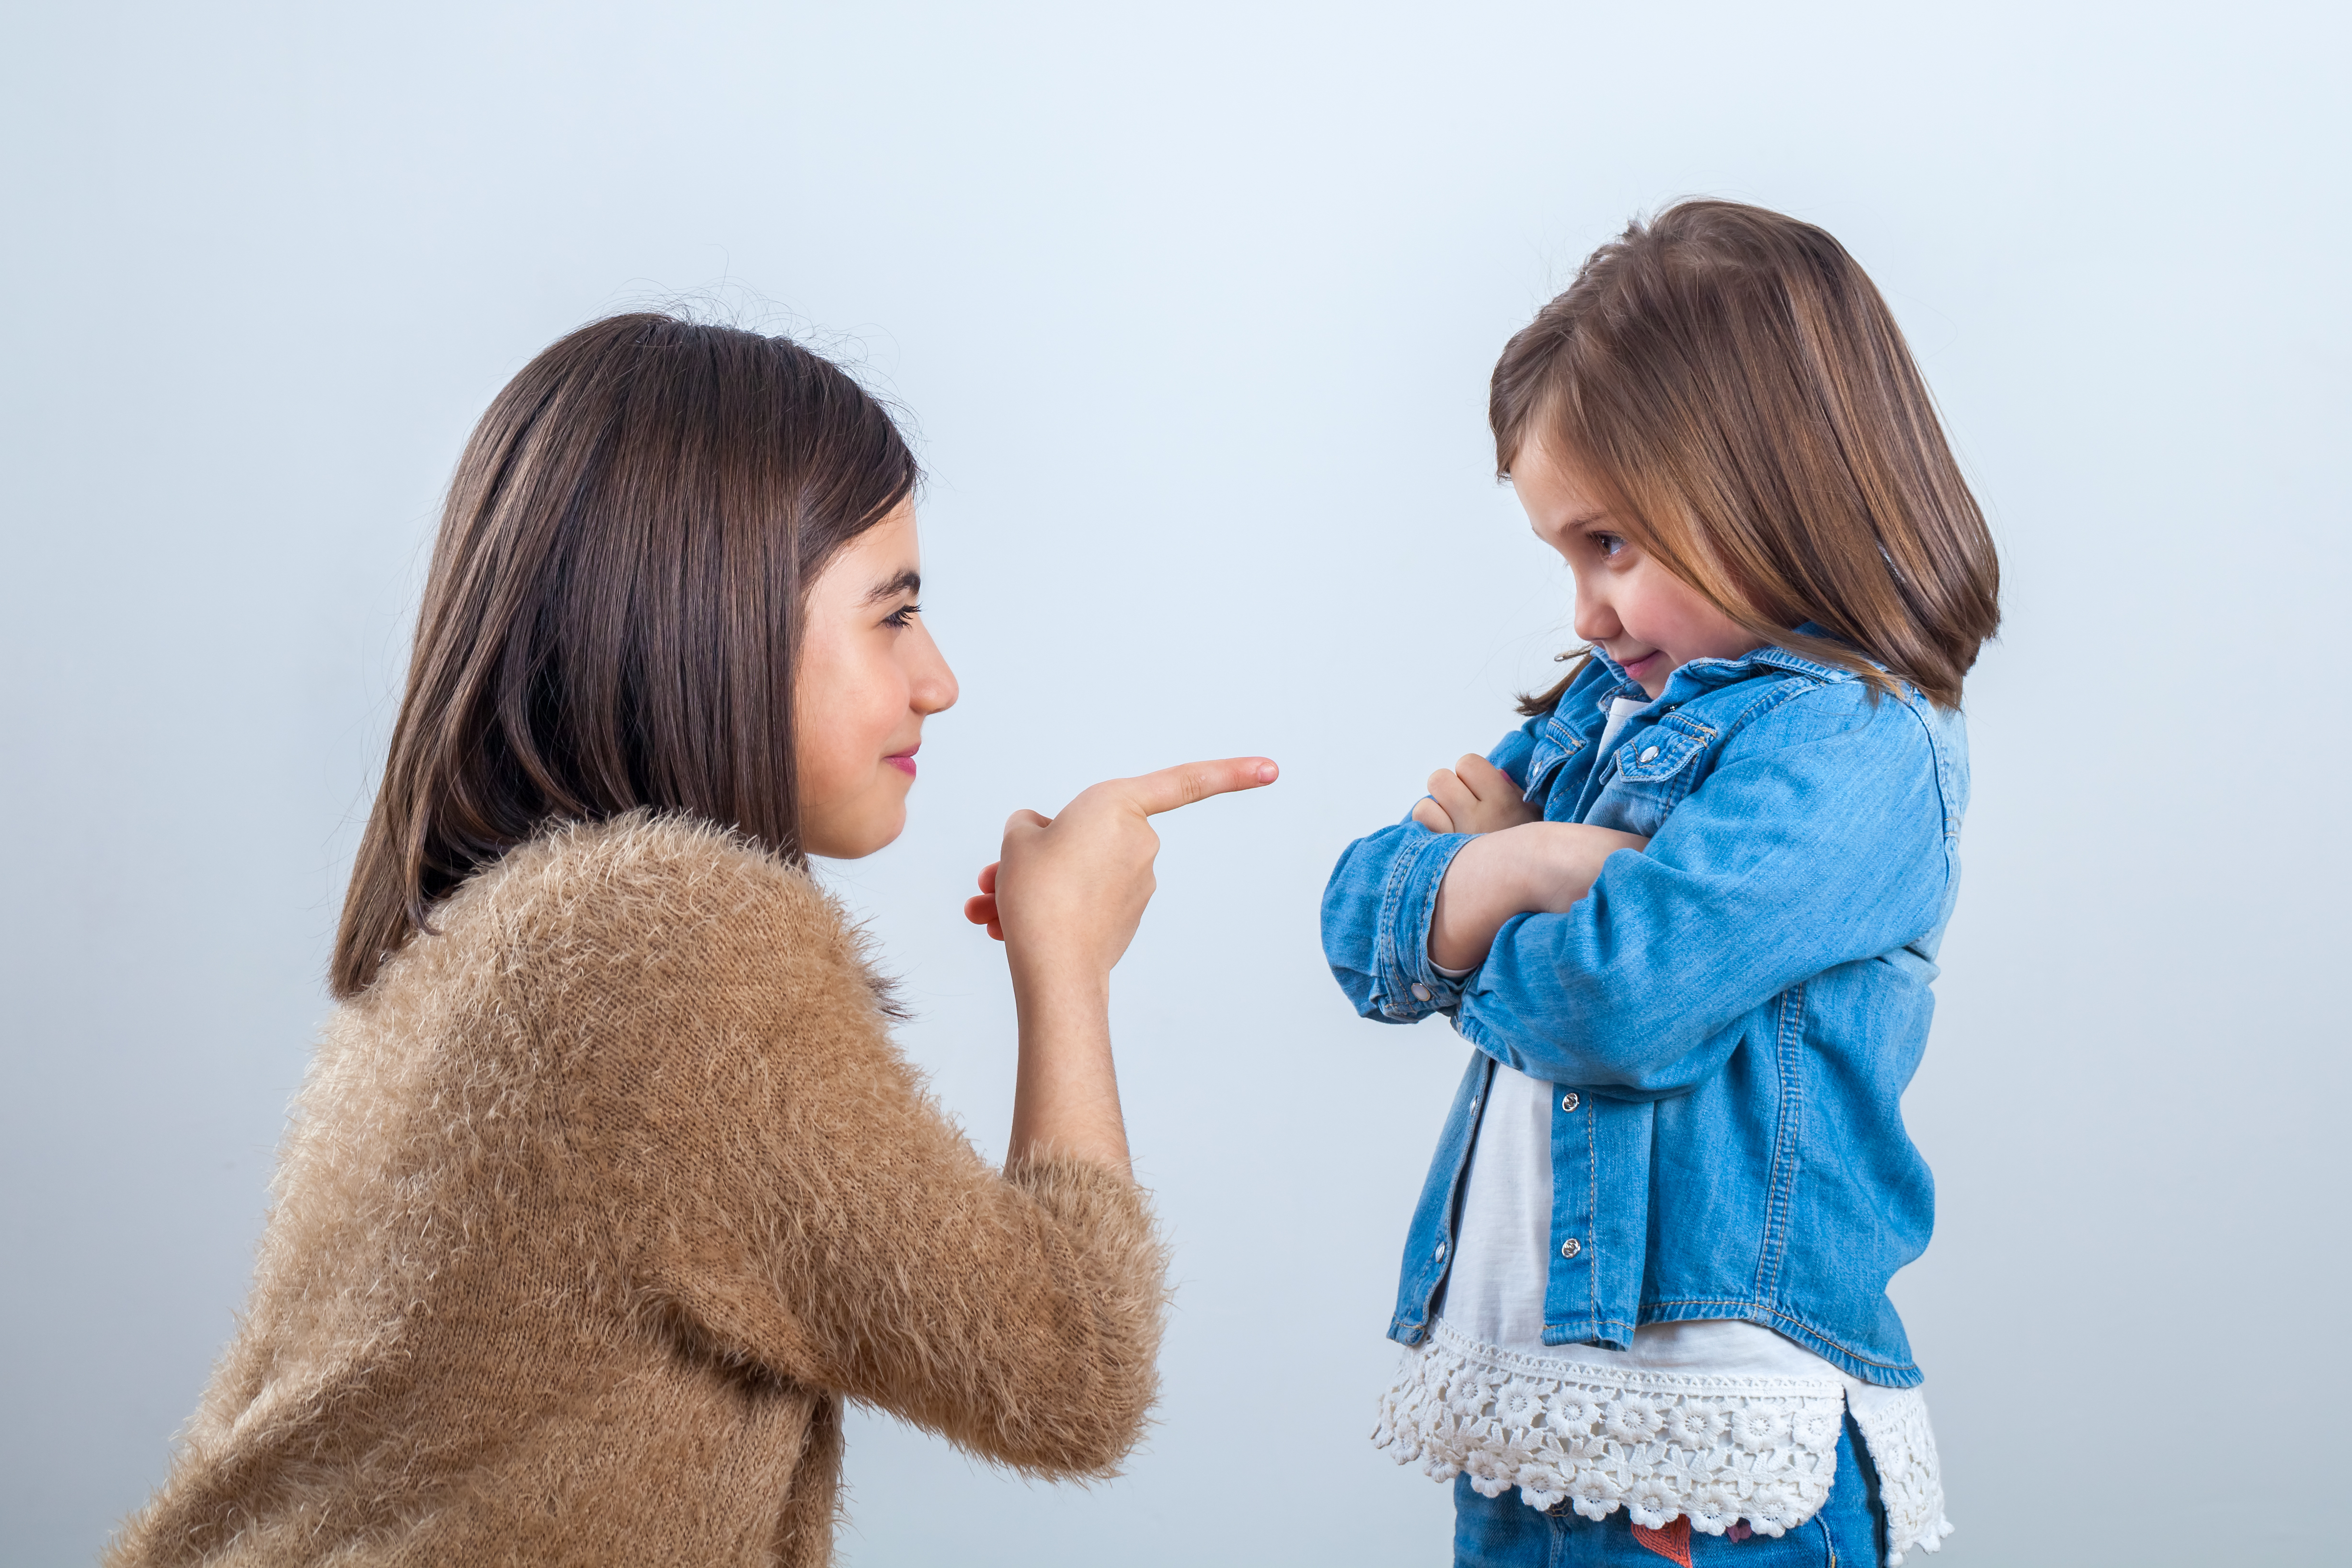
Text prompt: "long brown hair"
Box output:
[[1492, 199, 1999, 714], [332, 313, 916, 998]]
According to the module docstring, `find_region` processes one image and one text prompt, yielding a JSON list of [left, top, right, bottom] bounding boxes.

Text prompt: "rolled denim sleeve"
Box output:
[[1319, 714, 1550, 1024], [1320, 820, 1478, 1022], [1454, 684, 1955, 1094]]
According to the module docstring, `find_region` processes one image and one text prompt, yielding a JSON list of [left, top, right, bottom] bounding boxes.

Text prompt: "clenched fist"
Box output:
[[1410, 753, 1541, 836]]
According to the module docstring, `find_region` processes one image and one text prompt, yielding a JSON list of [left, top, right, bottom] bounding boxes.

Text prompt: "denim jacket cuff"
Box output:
[[1377, 828, 1475, 1020]]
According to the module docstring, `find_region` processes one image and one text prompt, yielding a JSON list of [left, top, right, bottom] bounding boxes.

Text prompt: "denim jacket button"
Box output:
[[1560, 1092, 1580, 1113], [1435, 1239, 1447, 1260], [1638, 745, 1661, 763], [1411, 983, 1432, 1002], [1560, 1238, 1581, 1259]]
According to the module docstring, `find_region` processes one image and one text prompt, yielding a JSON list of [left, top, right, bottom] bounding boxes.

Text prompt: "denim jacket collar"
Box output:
[[1583, 626, 1860, 710], [1528, 630, 1867, 801]]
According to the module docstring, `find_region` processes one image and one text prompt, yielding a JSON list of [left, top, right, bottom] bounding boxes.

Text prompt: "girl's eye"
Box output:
[[1589, 532, 1626, 558], [883, 602, 921, 629]]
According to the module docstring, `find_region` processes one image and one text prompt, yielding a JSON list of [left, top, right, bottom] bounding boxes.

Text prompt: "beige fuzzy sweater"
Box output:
[[108, 814, 1168, 1567]]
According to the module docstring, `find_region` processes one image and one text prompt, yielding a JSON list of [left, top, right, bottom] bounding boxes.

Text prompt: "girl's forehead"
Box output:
[[819, 508, 922, 593], [1512, 440, 1613, 523]]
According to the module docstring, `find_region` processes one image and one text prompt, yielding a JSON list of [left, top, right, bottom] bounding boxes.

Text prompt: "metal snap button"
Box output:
[[1436, 1239, 1447, 1259], [1560, 1092, 1579, 1113], [1638, 745, 1661, 764], [1560, 1237, 1581, 1259], [1411, 983, 1432, 1002]]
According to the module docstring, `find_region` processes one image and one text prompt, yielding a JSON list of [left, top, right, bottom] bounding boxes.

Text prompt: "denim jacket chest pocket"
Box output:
[[1573, 710, 1718, 836], [1521, 715, 1590, 804]]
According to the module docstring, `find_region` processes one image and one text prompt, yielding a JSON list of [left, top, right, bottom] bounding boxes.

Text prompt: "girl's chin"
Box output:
[[804, 801, 909, 861]]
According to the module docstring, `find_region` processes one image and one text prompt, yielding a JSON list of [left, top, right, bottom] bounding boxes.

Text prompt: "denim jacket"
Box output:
[[1320, 638, 1968, 1387]]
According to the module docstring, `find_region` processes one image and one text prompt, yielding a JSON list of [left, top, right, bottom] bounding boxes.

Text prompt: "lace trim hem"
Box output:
[[1849, 1381, 1957, 1565], [1373, 1321, 1953, 1563]]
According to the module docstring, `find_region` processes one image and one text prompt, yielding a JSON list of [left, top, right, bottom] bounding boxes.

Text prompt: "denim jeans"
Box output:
[[1451, 1416, 1887, 1568]]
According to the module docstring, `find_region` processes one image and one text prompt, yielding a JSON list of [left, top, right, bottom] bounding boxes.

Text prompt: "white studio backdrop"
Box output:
[[3, 3, 2346, 1564]]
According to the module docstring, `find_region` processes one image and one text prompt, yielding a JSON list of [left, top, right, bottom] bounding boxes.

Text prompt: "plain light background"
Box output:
[[4, 3, 2347, 1564]]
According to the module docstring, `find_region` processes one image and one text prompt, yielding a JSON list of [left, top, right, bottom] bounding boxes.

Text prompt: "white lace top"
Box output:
[[1376, 1315, 1952, 1561], [1384, 699, 1954, 1563]]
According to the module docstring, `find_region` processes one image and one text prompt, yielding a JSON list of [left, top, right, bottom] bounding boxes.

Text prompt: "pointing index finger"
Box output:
[[1120, 756, 1280, 817]]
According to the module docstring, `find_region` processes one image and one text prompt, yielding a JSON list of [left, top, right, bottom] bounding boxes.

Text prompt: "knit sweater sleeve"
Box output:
[[521, 822, 1167, 1478]]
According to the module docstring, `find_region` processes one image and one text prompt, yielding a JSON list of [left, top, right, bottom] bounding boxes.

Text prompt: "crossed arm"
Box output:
[[1410, 753, 1649, 973]]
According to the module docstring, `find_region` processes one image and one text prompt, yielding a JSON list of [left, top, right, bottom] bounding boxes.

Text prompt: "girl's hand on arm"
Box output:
[[1428, 823, 1649, 972], [963, 756, 1279, 1173], [1411, 753, 1542, 835]]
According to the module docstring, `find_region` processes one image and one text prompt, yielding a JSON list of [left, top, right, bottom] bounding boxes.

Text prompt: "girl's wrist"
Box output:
[[1430, 832, 1519, 972], [1010, 950, 1110, 1006], [1473, 824, 1545, 914]]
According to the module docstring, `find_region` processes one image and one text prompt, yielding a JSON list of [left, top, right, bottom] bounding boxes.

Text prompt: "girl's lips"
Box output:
[[885, 748, 918, 779], [1619, 649, 1663, 677]]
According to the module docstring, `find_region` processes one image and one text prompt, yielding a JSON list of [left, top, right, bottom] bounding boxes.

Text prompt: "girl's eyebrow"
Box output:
[[862, 570, 921, 605]]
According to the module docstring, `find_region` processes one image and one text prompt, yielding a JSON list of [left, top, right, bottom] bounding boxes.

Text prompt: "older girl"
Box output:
[[1324, 202, 1999, 1567], [111, 314, 1273, 1565]]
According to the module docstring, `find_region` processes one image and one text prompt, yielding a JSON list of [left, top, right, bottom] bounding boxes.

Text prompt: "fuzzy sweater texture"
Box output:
[[109, 813, 1168, 1567]]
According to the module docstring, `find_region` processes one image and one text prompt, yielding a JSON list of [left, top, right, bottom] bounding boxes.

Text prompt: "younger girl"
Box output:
[[1323, 201, 1998, 1568]]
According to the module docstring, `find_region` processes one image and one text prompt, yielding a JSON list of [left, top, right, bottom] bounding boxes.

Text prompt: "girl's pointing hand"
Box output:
[[963, 757, 1280, 974]]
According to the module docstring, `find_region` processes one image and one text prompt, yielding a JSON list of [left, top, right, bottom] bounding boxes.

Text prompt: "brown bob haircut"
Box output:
[[332, 312, 916, 998], [1493, 199, 1999, 715]]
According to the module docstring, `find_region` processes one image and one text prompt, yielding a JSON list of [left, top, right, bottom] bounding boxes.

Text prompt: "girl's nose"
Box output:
[[1570, 571, 1620, 645], [912, 626, 959, 716]]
